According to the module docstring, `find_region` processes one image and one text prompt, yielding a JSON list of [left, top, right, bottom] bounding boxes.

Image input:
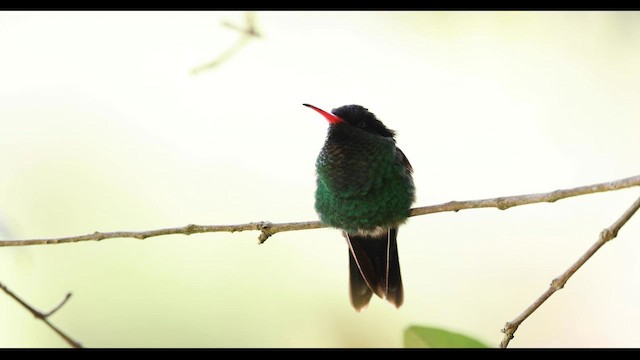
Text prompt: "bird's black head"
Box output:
[[303, 103, 396, 139], [331, 105, 396, 138]]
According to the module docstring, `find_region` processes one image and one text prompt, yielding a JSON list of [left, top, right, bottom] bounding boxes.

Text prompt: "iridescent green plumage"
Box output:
[[315, 123, 414, 233]]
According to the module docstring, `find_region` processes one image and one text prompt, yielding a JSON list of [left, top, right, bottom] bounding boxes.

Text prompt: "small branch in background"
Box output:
[[499, 195, 640, 348], [222, 11, 260, 38], [1, 175, 638, 248], [0, 281, 81, 348], [191, 11, 261, 74]]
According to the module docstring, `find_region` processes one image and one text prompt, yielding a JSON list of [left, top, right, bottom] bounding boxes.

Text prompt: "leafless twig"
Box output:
[[499, 195, 640, 348], [0, 281, 81, 348], [191, 11, 261, 74], [411, 174, 640, 215], [222, 11, 260, 38], [1, 175, 638, 248]]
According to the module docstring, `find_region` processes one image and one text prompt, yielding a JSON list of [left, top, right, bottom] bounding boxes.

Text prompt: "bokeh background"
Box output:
[[1, 11, 639, 348]]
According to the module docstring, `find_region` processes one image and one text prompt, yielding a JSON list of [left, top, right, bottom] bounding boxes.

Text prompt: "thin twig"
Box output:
[[1, 175, 638, 248], [499, 195, 640, 348], [410, 174, 640, 215], [191, 11, 261, 74], [0, 281, 82, 348], [191, 35, 252, 74], [222, 11, 260, 37], [42, 292, 73, 318]]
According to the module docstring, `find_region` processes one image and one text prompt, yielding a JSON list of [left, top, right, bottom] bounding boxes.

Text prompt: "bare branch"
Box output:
[[191, 11, 261, 74], [222, 11, 260, 38], [191, 35, 252, 74], [1, 175, 638, 248], [499, 194, 640, 348], [43, 292, 73, 318], [410, 174, 640, 215], [0, 281, 82, 348]]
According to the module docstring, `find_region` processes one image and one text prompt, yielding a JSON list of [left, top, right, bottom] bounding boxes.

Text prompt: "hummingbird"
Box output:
[[303, 103, 415, 311]]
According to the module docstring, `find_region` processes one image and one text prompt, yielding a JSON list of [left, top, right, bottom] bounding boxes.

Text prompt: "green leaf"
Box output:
[[404, 325, 490, 348]]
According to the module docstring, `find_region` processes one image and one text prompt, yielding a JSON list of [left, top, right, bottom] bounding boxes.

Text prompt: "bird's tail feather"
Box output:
[[344, 228, 403, 311]]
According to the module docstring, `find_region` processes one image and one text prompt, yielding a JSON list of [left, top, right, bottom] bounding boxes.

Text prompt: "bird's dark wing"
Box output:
[[395, 147, 413, 175]]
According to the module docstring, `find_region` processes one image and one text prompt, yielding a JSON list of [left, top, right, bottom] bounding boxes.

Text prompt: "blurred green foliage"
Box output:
[[404, 325, 489, 348]]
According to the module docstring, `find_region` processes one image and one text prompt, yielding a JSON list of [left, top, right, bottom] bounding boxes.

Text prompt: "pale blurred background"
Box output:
[[0, 11, 639, 348]]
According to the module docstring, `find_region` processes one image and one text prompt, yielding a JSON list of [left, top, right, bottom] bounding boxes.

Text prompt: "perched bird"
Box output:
[[303, 104, 415, 311]]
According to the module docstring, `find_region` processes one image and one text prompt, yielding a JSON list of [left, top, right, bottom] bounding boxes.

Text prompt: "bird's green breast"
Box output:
[[315, 127, 415, 233]]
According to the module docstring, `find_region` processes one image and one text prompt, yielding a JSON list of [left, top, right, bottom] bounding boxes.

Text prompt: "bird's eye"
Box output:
[[358, 121, 366, 128]]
